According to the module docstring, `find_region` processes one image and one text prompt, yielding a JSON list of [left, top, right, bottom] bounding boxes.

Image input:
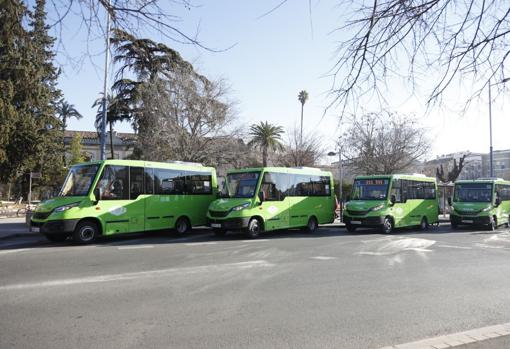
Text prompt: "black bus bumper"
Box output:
[[30, 219, 79, 235], [207, 217, 251, 230], [450, 214, 491, 226], [343, 215, 385, 227]]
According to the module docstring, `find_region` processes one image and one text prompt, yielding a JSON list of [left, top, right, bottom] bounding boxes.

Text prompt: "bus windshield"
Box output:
[[225, 172, 260, 198], [351, 178, 389, 200], [59, 164, 99, 197], [454, 183, 493, 202]]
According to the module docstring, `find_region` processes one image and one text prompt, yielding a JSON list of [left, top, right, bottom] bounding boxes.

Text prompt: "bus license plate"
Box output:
[[211, 223, 222, 228], [351, 221, 361, 225], [462, 219, 473, 224], [31, 226, 40, 233]]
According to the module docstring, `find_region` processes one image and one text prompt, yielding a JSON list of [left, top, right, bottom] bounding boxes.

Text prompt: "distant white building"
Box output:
[[64, 130, 135, 161]]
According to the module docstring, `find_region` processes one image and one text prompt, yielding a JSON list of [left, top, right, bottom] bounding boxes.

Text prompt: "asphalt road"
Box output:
[[1, 222, 510, 348]]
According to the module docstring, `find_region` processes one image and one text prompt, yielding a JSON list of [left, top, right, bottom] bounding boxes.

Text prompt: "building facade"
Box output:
[[64, 130, 135, 161]]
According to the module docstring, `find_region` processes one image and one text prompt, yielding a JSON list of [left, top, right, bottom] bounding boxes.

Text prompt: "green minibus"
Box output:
[[449, 178, 510, 230], [30, 160, 217, 243], [343, 174, 439, 234], [206, 167, 335, 238]]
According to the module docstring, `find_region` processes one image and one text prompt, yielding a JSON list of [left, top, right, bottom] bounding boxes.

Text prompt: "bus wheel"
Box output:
[[345, 224, 356, 233], [72, 220, 99, 244], [488, 216, 497, 231], [451, 222, 458, 230], [175, 217, 191, 235], [213, 228, 227, 237], [382, 217, 393, 234], [247, 218, 262, 239], [44, 233, 68, 243], [420, 217, 429, 231], [305, 217, 318, 233]]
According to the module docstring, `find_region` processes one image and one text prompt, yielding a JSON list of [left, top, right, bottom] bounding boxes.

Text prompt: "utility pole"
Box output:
[[100, 1, 111, 161], [489, 79, 494, 177]]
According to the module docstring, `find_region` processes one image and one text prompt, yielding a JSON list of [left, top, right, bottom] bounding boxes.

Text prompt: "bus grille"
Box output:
[[346, 209, 370, 216], [209, 210, 229, 218], [33, 211, 52, 220], [455, 209, 481, 216]]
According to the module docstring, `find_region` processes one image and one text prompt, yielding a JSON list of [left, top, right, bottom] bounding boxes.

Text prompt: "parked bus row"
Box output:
[[30, 160, 510, 243]]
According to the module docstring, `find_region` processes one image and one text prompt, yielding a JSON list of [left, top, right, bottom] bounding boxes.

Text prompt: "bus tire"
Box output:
[[305, 216, 318, 233], [246, 218, 262, 239], [345, 224, 356, 233], [175, 217, 191, 235], [44, 233, 68, 243], [213, 228, 227, 237], [451, 222, 458, 229], [488, 216, 497, 231], [72, 220, 99, 244], [420, 217, 429, 231], [381, 217, 394, 234]]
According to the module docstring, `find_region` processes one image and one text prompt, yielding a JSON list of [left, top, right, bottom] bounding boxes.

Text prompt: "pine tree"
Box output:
[[69, 133, 85, 165]]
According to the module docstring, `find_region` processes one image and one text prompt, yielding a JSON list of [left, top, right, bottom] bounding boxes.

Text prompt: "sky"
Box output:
[[46, 0, 510, 163]]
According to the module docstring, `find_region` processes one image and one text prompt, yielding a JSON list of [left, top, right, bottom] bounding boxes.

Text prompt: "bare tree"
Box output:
[[436, 155, 467, 183], [330, 1, 510, 112], [341, 111, 430, 174], [277, 127, 324, 167]]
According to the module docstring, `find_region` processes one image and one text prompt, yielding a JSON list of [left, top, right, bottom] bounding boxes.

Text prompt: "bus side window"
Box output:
[[129, 167, 144, 199], [390, 179, 401, 202]]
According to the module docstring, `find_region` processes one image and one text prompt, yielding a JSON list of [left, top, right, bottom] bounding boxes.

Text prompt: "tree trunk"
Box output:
[[262, 146, 268, 167], [109, 121, 115, 159], [300, 103, 304, 145]]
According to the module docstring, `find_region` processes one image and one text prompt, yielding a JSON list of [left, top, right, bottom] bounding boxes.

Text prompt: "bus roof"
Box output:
[[71, 159, 215, 172], [354, 174, 436, 182], [227, 167, 332, 176], [455, 178, 510, 185]]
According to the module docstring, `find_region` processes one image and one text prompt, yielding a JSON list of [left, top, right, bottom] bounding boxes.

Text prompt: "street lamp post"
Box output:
[[328, 149, 343, 222], [100, 1, 111, 161], [489, 79, 493, 177]]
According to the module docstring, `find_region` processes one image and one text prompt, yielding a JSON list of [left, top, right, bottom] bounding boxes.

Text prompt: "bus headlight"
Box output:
[[231, 203, 250, 212], [370, 204, 385, 211], [481, 206, 492, 212], [53, 202, 81, 213]]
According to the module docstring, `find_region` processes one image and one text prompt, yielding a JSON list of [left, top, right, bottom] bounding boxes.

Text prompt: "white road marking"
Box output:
[[380, 321, 510, 349], [437, 244, 472, 250], [0, 260, 275, 291], [117, 245, 154, 250], [310, 256, 337, 260], [185, 242, 217, 246], [240, 239, 270, 243], [0, 248, 31, 256]]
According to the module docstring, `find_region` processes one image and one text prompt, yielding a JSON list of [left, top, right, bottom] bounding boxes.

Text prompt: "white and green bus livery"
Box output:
[[206, 167, 336, 238], [344, 174, 439, 234], [449, 178, 510, 230], [30, 160, 217, 243]]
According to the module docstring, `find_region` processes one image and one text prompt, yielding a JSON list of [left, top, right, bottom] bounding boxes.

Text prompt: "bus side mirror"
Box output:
[[390, 195, 396, 205], [447, 197, 452, 206], [93, 187, 100, 204], [495, 197, 501, 206], [402, 196, 407, 203], [258, 191, 265, 204]]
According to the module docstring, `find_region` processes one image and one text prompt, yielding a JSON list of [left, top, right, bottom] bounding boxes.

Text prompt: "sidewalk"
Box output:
[[0, 217, 34, 240]]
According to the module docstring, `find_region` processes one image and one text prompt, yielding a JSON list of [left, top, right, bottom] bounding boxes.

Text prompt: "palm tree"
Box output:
[[298, 90, 309, 144], [57, 99, 83, 131], [92, 93, 131, 159], [248, 121, 285, 166], [57, 99, 83, 165]]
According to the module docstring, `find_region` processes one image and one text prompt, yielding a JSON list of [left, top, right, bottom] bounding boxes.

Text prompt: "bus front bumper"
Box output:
[[450, 214, 491, 225], [207, 217, 251, 230], [30, 219, 79, 235], [343, 215, 385, 227]]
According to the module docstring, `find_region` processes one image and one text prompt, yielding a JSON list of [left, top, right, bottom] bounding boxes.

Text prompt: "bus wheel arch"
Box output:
[[247, 216, 264, 239], [175, 216, 191, 234], [73, 218, 101, 244]]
